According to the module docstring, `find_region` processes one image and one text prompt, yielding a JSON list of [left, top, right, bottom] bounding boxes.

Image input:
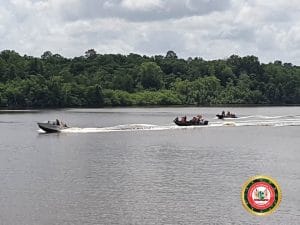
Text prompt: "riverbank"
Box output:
[[2, 103, 300, 111]]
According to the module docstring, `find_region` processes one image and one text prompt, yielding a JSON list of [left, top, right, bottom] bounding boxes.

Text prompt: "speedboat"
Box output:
[[216, 114, 237, 119], [37, 120, 68, 133], [174, 117, 208, 126]]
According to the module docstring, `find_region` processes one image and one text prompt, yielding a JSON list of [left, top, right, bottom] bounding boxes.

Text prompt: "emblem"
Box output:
[[241, 175, 281, 215]]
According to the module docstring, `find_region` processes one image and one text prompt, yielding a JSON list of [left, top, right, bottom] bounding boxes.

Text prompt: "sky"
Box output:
[[1, 0, 300, 64]]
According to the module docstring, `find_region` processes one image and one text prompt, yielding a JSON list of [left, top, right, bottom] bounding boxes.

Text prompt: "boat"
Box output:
[[174, 117, 208, 126], [216, 114, 237, 119], [37, 120, 68, 133]]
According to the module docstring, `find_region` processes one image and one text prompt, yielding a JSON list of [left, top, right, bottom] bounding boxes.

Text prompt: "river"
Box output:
[[0, 107, 299, 224]]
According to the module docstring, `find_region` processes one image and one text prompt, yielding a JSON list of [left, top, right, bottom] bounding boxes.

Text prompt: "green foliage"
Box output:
[[171, 76, 222, 105], [112, 71, 134, 92], [0, 49, 300, 108], [139, 62, 163, 90]]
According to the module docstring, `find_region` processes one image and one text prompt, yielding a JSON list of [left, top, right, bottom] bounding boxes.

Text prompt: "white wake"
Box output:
[[38, 115, 300, 133]]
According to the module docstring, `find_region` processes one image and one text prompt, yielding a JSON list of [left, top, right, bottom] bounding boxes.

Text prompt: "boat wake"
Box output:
[[62, 124, 175, 133], [57, 116, 300, 133], [36, 115, 300, 134], [212, 115, 300, 127]]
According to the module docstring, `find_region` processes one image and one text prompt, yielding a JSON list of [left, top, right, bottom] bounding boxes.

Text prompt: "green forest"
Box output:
[[0, 49, 300, 108]]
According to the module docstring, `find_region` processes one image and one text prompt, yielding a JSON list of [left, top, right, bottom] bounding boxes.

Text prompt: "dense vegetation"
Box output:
[[0, 49, 300, 108]]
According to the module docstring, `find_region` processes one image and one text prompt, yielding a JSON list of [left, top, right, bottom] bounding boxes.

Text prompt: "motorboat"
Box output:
[[174, 117, 208, 126], [37, 120, 68, 133], [216, 114, 237, 119]]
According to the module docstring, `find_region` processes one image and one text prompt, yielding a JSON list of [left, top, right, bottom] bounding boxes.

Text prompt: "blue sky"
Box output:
[[1, 0, 300, 64]]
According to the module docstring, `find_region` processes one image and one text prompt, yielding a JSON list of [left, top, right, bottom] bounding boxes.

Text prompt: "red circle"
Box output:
[[247, 182, 275, 210]]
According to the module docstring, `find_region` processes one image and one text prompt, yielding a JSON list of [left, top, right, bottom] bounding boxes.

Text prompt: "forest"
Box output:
[[0, 49, 300, 108]]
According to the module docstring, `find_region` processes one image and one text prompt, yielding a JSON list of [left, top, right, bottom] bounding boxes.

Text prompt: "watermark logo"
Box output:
[[241, 175, 282, 216]]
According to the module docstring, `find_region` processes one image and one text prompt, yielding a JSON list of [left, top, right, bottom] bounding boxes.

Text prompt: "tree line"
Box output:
[[0, 49, 299, 108]]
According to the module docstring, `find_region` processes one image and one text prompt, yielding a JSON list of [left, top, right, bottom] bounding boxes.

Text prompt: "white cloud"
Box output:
[[121, 0, 162, 11], [1, 0, 300, 64]]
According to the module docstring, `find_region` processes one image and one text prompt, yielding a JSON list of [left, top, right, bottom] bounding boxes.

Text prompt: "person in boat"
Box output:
[[197, 114, 203, 122], [227, 111, 231, 116], [56, 119, 60, 126], [222, 111, 225, 117], [181, 116, 187, 122]]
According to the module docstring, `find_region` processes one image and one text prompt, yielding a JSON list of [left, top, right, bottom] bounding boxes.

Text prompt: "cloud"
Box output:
[[1, 0, 300, 65], [121, 0, 163, 11], [54, 0, 231, 22]]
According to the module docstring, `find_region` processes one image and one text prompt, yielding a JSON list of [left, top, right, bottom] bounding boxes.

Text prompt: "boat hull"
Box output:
[[174, 119, 208, 126], [38, 122, 66, 133], [216, 114, 237, 119]]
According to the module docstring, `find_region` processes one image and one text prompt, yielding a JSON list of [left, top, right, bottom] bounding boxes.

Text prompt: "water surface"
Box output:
[[0, 107, 299, 224]]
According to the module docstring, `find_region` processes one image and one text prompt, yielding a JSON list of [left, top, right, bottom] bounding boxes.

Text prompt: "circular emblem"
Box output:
[[241, 175, 281, 216]]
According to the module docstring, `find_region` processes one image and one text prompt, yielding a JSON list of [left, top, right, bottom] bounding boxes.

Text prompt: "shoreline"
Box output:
[[2, 104, 300, 111]]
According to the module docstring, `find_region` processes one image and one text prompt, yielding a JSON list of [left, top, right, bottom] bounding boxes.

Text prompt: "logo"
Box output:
[[241, 175, 282, 216]]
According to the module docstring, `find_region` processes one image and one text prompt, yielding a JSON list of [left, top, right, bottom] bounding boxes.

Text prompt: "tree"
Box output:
[[0, 50, 21, 63], [227, 54, 242, 75], [172, 79, 195, 104], [70, 57, 85, 75], [85, 49, 97, 59], [139, 62, 163, 90], [28, 58, 43, 75], [213, 61, 235, 86], [86, 84, 104, 106], [165, 50, 177, 59], [41, 51, 53, 59], [112, 74, 134, 92], [193, 76, 222, 105], [241, 55, 261, 75], [1, 49, 300, 107]]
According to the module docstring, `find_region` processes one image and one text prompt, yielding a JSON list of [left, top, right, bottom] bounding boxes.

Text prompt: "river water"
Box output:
[[0, 107, 299, 224]]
